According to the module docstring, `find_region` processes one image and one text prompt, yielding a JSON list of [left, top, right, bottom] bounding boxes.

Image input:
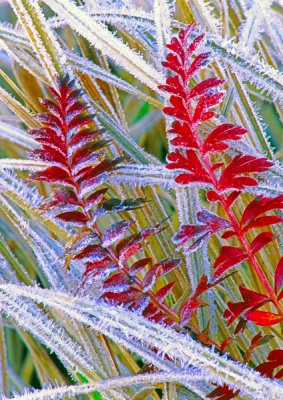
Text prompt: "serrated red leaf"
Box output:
[[167, 150, 208, 175], [239, 285, 268, 305], [190, 78, 225, 99], [37, 112, 63, 129], [56, 211, 88, 225], [203, 124, 247, 155], [103, 288, 139, 304], [174, 210, 231, 249], [158, 76, 186, 98], [102, 273, 131, 293], [69, 128, 104, 154], [155, 282, 175, 302], [85, 188, 108, 211], [250, 231, 277, 254], [143, 264, 163, 292], [213, 246, 247, 279], [163, 96, 189, 122], [162, 54, 185, 79], [240, 194, 283, 231], [275, 257, 283, 295], [169, 121, 199, 150], [218, 154, 273, 191], [28, 166, 74, 187], [166, 37, 184, 59], [101, 221, 133, 247], [244, 311, 283, 326], [73, 245, 109, 262], [187, 52, 211, 79], [130, 258, 151, 275], [180, 297, 204, 326]]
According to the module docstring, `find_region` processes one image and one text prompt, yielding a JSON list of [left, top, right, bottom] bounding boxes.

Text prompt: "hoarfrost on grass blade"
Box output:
[[43, 0, 164, 90], [0, 371, 212, 400], [8, 0, 65, 82], [239, 0, 274, 55], [1, 284, 283, 400], [0, 121, 37, 149]]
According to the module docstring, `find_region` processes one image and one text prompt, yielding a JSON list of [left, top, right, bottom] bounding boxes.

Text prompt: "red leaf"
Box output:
[[203, 124, 247, 155], [241, 216, 283, 234], [169, 121, 199, 150], [250, 231, 277, 254], [69, 128, 105, 154], [155, 282, 175, 302], [239, 285, 268, 306], [56, 211, 88, 226], [175, 173, 213, 185], [119, 243, 146, 266], [130, 258, 151, 275], [206, 190, 220, 203], [28, 166, 74, 187], [163, 96, 190, 122], [223, 301, 247, 326], [220, 337, 234, 353], [73, 245, 109, 262], [103, 288, 139, 304], [143, 264, 163, 292], [71, 139, 109, 167], [218, 154, 273, 191], [143, 303, 159, 318], [174, 210, 231, 249], [29, 127, 65, 151], [180, 297, 204, 326], [162, 54, 185, 80], [244, 311, 283, 326], [166, 37, 184, 59], [226, 190, 241, 208], [221, 231, 236, 239], [240, 194, 283, 231], [155, 258, 181, 275], [101, 221, 134, 247], [213, 246, 248, 279], [158, 76, 186, 98], [85, 188, 108, 211], [102, 273, 131, 293], [187, 52, 211, 80], [207, 384, 239, 400], [189, 78, 225, 99], [29, 147, 68, 169], [275, 257, 283, 295], [67, 114, 94, 131]]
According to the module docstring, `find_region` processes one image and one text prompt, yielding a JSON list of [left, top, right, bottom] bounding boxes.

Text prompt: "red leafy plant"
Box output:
[[159, 22, 283, 397], [27, 74, 189, 329]]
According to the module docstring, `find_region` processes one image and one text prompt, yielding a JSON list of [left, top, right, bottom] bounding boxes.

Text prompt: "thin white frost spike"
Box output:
[[153, 0, 173, 64], [239, 0, 273, 55]]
